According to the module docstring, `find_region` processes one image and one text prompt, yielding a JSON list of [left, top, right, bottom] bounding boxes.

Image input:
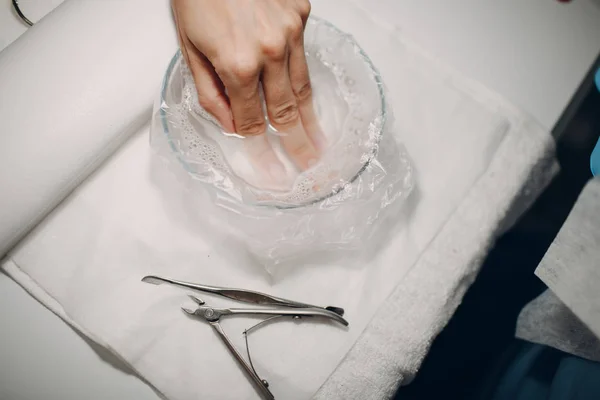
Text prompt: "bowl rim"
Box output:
[[158, 16, 387, 210]]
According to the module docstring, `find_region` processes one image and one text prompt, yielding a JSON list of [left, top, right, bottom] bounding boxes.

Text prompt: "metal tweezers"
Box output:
[[142, 275, 349, 400]]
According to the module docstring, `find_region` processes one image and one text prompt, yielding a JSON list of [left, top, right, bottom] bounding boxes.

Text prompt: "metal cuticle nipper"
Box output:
[[142, 275, 349, 400]]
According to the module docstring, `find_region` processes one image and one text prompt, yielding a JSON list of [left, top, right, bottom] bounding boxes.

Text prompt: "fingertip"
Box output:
[[298, 149, 320, 171], [218, 108, 235, 133], [297, 100, 327, 152], [307, 123, 328, 152], [221, 121, 236, 134], [197, 96, 234, 132], [281, 130, 320, 171]]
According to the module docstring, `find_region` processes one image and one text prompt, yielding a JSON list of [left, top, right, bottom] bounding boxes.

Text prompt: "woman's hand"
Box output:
[[172, 0, 322, 172]]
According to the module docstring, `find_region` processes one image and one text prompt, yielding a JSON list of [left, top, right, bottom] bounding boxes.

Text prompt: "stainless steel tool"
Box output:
[[182, 296, 347, 400], [142, 275, 345, 316], [142, 275, 348, 399]]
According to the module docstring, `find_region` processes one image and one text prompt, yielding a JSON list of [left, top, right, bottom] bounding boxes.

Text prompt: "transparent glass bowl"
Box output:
[[158, 16, 387, 209]]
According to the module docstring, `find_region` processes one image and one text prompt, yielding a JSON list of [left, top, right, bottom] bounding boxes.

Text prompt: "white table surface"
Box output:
[[1, 1, 600, 399]]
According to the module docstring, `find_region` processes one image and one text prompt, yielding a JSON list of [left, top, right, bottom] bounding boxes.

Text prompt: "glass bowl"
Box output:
[[158, 16, 387, 209]]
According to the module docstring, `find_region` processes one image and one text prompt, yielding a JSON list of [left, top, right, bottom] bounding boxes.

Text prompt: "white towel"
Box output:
[[1, 0, 557, 399]]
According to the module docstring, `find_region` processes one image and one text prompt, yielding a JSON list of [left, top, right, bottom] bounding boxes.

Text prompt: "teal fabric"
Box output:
[[593, 68, 600, 176], [479, 341, 600, 400], [592, 139, 600, 177]]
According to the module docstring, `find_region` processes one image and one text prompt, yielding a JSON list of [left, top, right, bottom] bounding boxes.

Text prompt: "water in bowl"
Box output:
[[180, 50, 349, 194]]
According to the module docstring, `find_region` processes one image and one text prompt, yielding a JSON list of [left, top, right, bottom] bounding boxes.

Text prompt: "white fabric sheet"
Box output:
[[1, 0, 556, 399]]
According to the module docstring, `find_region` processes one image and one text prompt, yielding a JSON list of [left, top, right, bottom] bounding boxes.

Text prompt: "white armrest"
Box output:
[[0, 0, 177, 257]]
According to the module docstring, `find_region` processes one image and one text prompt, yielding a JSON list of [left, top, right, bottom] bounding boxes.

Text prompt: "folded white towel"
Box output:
[[1, 0, 557, 399]]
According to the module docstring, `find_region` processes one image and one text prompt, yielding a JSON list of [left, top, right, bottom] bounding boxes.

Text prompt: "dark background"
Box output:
[[395, 63, 600, 399]]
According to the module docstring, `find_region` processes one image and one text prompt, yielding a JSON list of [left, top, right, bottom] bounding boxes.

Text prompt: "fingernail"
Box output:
[[314, 135, 328, 152], [269, 163, 287, 183], [223, 109, 235, 133]]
